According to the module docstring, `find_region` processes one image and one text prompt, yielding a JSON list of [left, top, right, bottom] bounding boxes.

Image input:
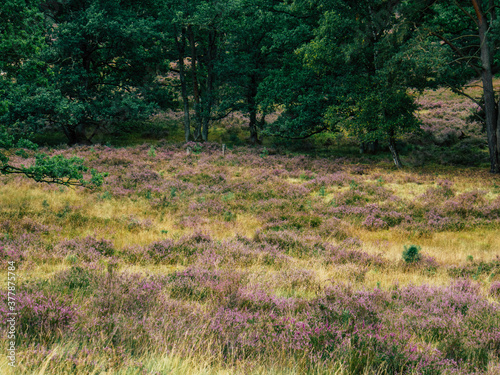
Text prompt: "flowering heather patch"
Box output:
[[56, 236, 115, 262], [412, 90, 490, 166], [2, 142, 500, 374], [254, 229, 325, 258], [326, 240, 386, 268], [5, 142, 499, 235], [167, 266, 243, 302], [490, 282, 500, 299], [0, 243, 24, 265], [91, 272, 166, 318], [416, 96, 483, 146], [0, 217, 53, 235], [0, 232, 50, 266], [0, 289, 79, 344], [447, 257, 500, 279]]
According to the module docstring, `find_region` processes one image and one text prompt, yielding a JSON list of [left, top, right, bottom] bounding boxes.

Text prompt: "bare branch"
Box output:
[[430, 31, 482, 75], [445, 81, 484, 110], [454, 0, 478, 25]]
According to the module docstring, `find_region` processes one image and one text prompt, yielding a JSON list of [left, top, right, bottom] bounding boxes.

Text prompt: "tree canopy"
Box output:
[[1, 0, 500, 173]]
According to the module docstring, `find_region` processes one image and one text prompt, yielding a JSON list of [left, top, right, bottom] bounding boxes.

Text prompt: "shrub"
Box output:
[[147, 145, 156, 158], [57, 266, 94, 290], [0, 290, 79, 344], [57, 236, 115, 262], [489, 281, 500, 298], [447, 257, 500, 278], [402, 245, 421, 264]]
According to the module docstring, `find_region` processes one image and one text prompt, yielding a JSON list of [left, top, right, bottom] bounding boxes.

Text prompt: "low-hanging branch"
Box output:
[[0, 152, 106, 188], [0, 164, 84, 186]]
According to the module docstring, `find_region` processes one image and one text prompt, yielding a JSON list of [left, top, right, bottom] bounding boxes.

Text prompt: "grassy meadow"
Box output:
[[1, 87, 500, 374]]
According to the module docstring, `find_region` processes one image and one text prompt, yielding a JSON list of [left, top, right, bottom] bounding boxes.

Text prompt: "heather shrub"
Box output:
[[167, 267, 243, 302], [254, 230, 324, 258], [447, 257, 500, 279], [335, 188, 367, 206], [56, 266, 95, 292], [91, 272, 165, 318], [317, 218, 350, 240], [419, 255, 439, 276], [260, 247, 292, 268], [386, 281, 500, 372], [325, 240, 386, 268], [212, 240, 260, 267], [0, 289, 79, 344], [0, 244, 24, 265], [120, 244, 151, 264], [490, 281, 500, 298], [315, 283, 389, 325], [173, 232, 212, 258], [231, 287, 305, 313], [57, 236, 115, 262], [0, 218, 53, 236], [146, 239, 177, 264], [362, 215, 388, 230]]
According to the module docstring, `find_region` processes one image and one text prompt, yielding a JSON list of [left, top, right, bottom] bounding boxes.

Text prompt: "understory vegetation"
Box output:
[[0, 135, 499, 374]]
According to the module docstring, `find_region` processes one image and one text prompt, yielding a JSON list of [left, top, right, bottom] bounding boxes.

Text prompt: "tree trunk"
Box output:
[[249, 109, 258, 145], [180, 69, 191, 143], [187, 25, 202, 141], [497, 102, 500, 162], [247, 75, 259, 145], [201, 28, 217, 142], [472, 0, 499, 173], [202, 117, 209, 142], [388, 137, 402, 168], [65, 123, 92, 145], [174, 26, 190, 143]]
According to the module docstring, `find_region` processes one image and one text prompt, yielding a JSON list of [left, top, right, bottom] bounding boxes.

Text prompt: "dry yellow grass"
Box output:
[[2, 147, 500, 374], [1, 168, 499, 286]]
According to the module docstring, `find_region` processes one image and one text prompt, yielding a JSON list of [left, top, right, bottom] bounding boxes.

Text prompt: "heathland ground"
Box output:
[[0, 85, 500, 374]]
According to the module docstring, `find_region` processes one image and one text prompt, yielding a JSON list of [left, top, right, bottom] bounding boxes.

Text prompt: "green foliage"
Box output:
[[260, 56, 334, 139], [16, 139, 38, 151], [0, 0, 45, 76], [260, 147, 269, 158], [1, 153, 107, 187], [148, 146, 157, 158], [0, 0, 495, 172], [192, 143, 202, 155], [223, 210, 237, 222], [1, 124, 106, 186], [403, 245, 422, 264], [61, 266, 93, 290], [1, 0, 174, 145]]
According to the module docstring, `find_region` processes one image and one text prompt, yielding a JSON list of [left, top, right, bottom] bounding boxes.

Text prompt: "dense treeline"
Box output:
[[1, 0, 500, 173]]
